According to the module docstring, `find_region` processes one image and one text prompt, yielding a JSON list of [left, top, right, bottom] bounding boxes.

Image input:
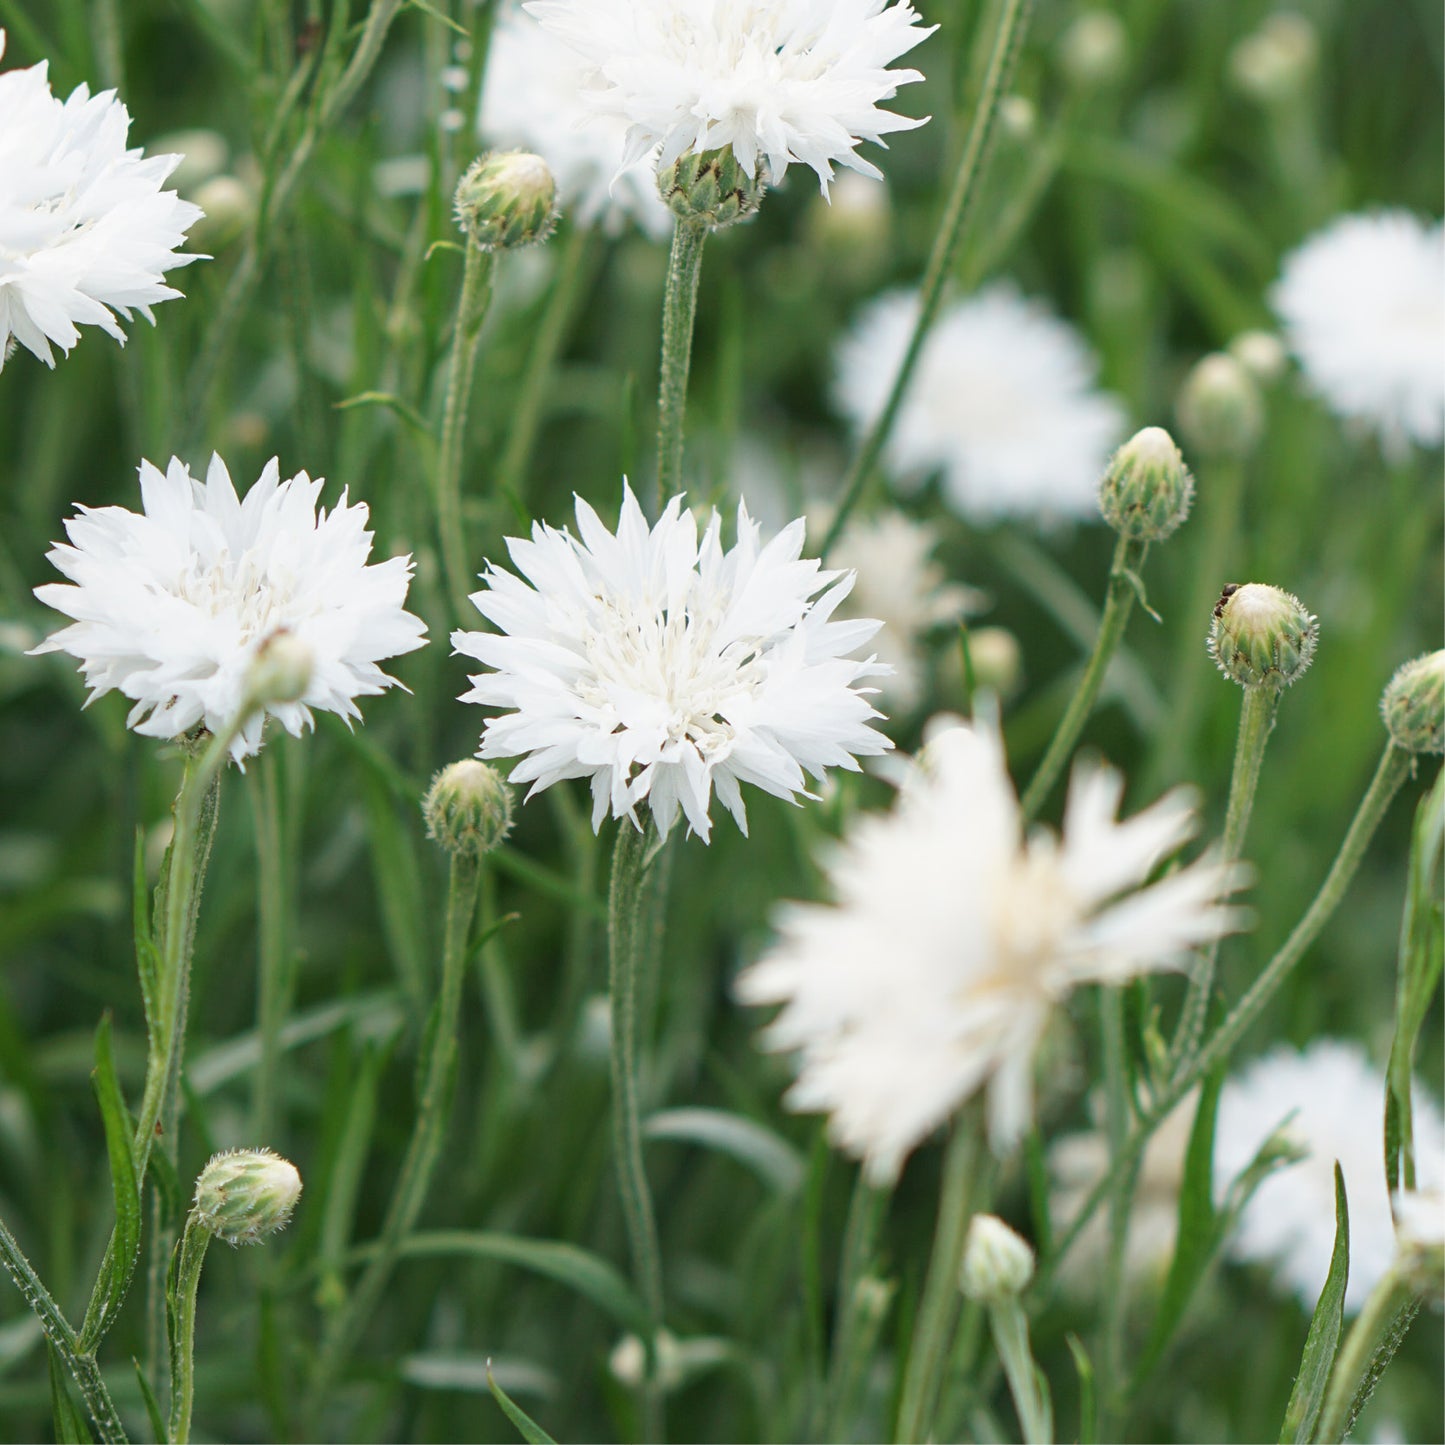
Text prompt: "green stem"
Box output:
[[1098, 986, 1136, 1426], [166, 1214, 213, 1445], [607, 822, 667, 1442], [990, 1298, 1052, 1445], [654, 219, 708, 516], [1020, 535, 1148, 822], [494, 223, 592, 504], [1170, 683, 1281, 1074], [436, 240, 497, 619], [821, 0, 1035, 559], [250, 751, 292, 1141], [1315, 1267, 1418, 1443], [825, 1174, 891, 1441], [1034, 743, 1413, 1296], [306, 848, 482, 1417], [895, 1124, 981, 1444]]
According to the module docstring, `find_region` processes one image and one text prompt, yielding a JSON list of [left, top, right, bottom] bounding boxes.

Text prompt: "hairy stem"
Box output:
[[654, 219, 708, 516], [166, 1214, 213, 1445]]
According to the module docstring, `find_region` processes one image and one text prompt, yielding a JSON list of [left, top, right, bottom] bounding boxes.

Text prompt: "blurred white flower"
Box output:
[[1270, 211, 1445, 454], [834, 286, 1127, 523], [1214, 1039, 1445, 1313], [453, 483, 892, 843], [480, 7, 672, 238], [524, 0, 934, 193], [738, 715, 1248, 1182], [0, 30, 203, 370], [32, 455, 427, 762]]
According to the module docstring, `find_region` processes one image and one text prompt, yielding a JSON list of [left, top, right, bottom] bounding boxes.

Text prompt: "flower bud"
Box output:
[[423, 760, 514, 858], [609, 1329, 684, 1392], [966, 626, 1023, 699], [960, 1214, 1035, 1302], [657, 148, 766, 231], [1176, 353, 1264, 459], [151, 128, 230, 195], [1098, 425, 1195, 541], [1058, 11, 1128, 90], [1228, 12, 1318, 104], [1208, 583, 1319, 689], [997, 95, 1037, 142], [1228, 330, 1288, 384], [193, 1148, 301, 1246], [454, 151, 558, 250], [190, 175, 255, 251], [1380, 650, 1445, 754], [1392, 1189, 1445, 1306], [246, 630, 313, 707]]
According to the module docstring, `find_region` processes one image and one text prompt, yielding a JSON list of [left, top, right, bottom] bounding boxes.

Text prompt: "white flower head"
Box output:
[[523, 0, 935, 194], [1214, 1039, 1445, 1313], [1270, 210, 1445, 454], [834, 286, 1127, 524], [453, 482, 892, 843], [0, 30, 204, 370], [738, 714, 1250, 1183], [32, 455, 428, 763], [480, 7, 672, 238]]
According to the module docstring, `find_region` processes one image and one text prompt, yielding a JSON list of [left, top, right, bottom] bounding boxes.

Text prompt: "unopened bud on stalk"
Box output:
[[1380, 650, 1445, 754], [423, 760, 514, 858], [246, 631, 313, 707], [1228, 330, 1288, 384], [1098, 425, 1195, 541], [454, 151, 558, 250], [1228, 12, 1318, 104], [1058, 11, 1128, 89], [1208, 583, 1318, 690], [1177, 352, 1264, 459], [193, 1148, 301, 1245], [966, 626, 1023, 699], [658, 148, 766, 230], [189, 175, 255, 250], [960, 1214, 1035, 1302], [997, 95, 1037, 141]]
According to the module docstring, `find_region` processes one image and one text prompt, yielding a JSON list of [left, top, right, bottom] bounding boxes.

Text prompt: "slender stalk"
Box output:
[[654, 219, 708, 516], [990, 1298, 1052, 1445], [821, 0, 1035, 559], [1170, 684, 1281, 1073], [1020, 535, 1148, 822], [250, 750, 292, 1140], [895, 1124, 981, 1444], [306, 848, 483, 1417], [608, 821, 667, 1441], [435, 240, 497, 618], [166, 1214, 213, 1445], [1035, 744, 1413, 1295], [1315, 1268, 1418, 1443], [1098, 985, 1137, 1426], [825, 1174, 891, 1441]]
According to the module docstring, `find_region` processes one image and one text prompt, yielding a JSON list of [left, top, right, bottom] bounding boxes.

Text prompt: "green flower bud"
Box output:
[[189, 175, 255, 251], [423, 760, 514, 858], [454, 151, 558, 250], [1176, 352, 1265, 460], [193, 1148, 301, 1246], [1228, 12, 1318, 104], [657, 148, 766, 231], [1381, 650, 1445, 754], [960, 1214, 1035, 1302], [1098, 425, 1195, 541], [1228, 329, 1288, 384], [246, 630, 313, 707], [1208, 582, 1319, 689], [1058, 10, 1128, 89]]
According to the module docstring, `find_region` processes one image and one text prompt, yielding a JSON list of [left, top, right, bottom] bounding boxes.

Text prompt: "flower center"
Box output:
[[174, 548, 293, 647]]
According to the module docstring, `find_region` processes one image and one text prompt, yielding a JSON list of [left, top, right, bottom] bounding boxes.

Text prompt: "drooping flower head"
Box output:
[[32, 455, 427, 762], [834, 286, 1127, 523], [524, 0, 935, 195], [738, 715, 1249, 1183], [453, 483, 892, 842], [1270, 210, 1445, 454], [0, 31, 204, 370]]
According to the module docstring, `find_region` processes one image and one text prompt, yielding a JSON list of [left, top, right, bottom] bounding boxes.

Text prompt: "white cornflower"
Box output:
[[32, 455, 427, 762], [524, 0, 935, 194], [1270, 211, 1445, 454], [1214, 1039, 1445, 1313], [453, 483, 891, 843], [737, 715, 1248, 1183], [0, 31, 203, 371], [480, 7, 672, 238], [834, 286, 1127, 524]]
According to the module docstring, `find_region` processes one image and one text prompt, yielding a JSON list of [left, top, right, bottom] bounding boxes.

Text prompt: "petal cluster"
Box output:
[[834, 286, 1127, 522], [32, 455, 427, 762], [738, 716, 1248, 1183], [453, 483, 892, 842], [0, 32, 203, 370], [1271, 210, 1445, 453], [524, 0, 934, 194]]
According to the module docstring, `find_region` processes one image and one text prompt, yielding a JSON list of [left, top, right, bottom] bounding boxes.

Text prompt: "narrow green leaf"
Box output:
[[1067, 1334, 1097, 1445], [643, 1107, 805, 1194], [1281, 1164, 1350, 1443], [406, 0, 470, 36], [334, 389, 432, 440], [131, 831, 159, 1040], [132, 1357, 166, 1444], [487, 1360, 558, 1445], [47, 1343, 92, 1444]]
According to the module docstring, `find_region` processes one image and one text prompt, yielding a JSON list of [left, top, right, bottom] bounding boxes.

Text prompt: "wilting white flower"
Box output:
[[834, 286, 1127, 523], [32, 455, 427, 762], [1271, 211, 1445, 454], [454, 483, 891, 843], [0, 31, 203, 370], [524, 0, 934, 193], [1215, 1039, 1445, 1313], [738, 715, 1248, 1182], [480, 7, 672, 238]]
